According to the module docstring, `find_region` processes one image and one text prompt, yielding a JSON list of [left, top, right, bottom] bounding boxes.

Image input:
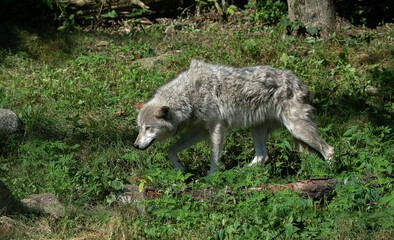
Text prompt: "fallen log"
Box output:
[[60, 0, 181, 16], [247, 178, 336, 201], [118, 178, 337, 205], [64, 0, 149, 9]]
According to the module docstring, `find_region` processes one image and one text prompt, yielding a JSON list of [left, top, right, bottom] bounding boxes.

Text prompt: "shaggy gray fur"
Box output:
[[134, 60, 334, 175]]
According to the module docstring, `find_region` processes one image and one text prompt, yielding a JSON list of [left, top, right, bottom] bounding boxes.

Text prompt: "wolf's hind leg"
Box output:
[[249, 125, 270, 166], [283, 116, 334, 161], [169, 128, 208, 172], [293, 138, 324, 156], [293, 138, 310, 154]]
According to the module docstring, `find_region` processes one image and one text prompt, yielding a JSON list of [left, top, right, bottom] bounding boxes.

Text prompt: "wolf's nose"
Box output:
[[133, 143, 139, 149]]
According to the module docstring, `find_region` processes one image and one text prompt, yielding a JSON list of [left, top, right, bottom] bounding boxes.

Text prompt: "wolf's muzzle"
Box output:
[[133, 139, 155, 150]]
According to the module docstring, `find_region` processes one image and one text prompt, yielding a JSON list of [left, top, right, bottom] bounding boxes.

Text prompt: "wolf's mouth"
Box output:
[[138, 138, 155, 150]]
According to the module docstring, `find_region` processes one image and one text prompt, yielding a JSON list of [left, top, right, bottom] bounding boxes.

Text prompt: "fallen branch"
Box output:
[[247, 178, 336, 201], [60, 0, 180, 16], [119, 178, 337, 204]]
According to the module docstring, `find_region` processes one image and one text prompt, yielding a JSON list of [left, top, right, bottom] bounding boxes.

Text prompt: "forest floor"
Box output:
[[0, 14, 393, 239]]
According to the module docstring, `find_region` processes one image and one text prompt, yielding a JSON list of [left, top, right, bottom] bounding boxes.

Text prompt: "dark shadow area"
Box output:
[[22, 112, 137, 149], [267, 151, 302, 178], [335, 0, 393, 28], [314, 68, 394, 129], [1, 0, 392, 59], [0, 0, 82, 67], [24, 114, 69, 142], [0, 137, 23, 156], [0, 179, 27, 215], [0, 0, 54, 50]]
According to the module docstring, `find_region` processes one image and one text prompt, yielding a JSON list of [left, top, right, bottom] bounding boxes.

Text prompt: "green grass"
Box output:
[[0, 20, 393, 239]]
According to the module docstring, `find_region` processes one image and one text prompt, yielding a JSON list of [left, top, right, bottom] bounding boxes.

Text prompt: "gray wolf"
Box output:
[[133, 60, 334, 175]]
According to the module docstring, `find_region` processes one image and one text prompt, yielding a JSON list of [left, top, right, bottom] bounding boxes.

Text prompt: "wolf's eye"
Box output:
[[145, 126, 151, 131]]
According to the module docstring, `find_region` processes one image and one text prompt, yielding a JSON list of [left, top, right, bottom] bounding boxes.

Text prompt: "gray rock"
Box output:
[[116, 184, 145, 204], [1, 180, 64, 219], [0, 108, 24, 144], [21, 194, 65, 219], [133, 51, 181, 70], [116, 184, 163, 213]]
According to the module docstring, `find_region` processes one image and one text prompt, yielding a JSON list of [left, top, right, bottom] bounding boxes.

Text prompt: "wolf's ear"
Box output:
[[132, 103, 144, 112], [156, 106, 170, 120]]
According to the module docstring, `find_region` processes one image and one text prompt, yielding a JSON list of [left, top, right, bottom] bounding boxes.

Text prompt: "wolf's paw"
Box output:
[[325, 146, 335, 164], [248, 156, 268, 167], [207, 163, 221, 176], [175, 165, 185, 173]]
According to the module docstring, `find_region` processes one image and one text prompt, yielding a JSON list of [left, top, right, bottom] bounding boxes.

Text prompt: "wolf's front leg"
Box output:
[[168, 128, 207, 172], [249, 125, 270, 166], [208, 122, 227, 175]]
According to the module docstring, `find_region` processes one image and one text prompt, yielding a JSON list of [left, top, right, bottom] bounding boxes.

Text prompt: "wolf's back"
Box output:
[[185, 60, 313, 127]]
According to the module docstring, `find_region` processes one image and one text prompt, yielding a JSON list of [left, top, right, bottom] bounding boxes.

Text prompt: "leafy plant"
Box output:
[[244, 0, 287, 24], [66, 114, 84, 132]]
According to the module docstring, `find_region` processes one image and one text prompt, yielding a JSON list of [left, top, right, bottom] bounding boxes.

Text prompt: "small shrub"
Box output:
[[244, 0, 287, 24]]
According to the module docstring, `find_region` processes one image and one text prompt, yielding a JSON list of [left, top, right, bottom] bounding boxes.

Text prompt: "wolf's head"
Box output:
[[133, 103, 177, 150]]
